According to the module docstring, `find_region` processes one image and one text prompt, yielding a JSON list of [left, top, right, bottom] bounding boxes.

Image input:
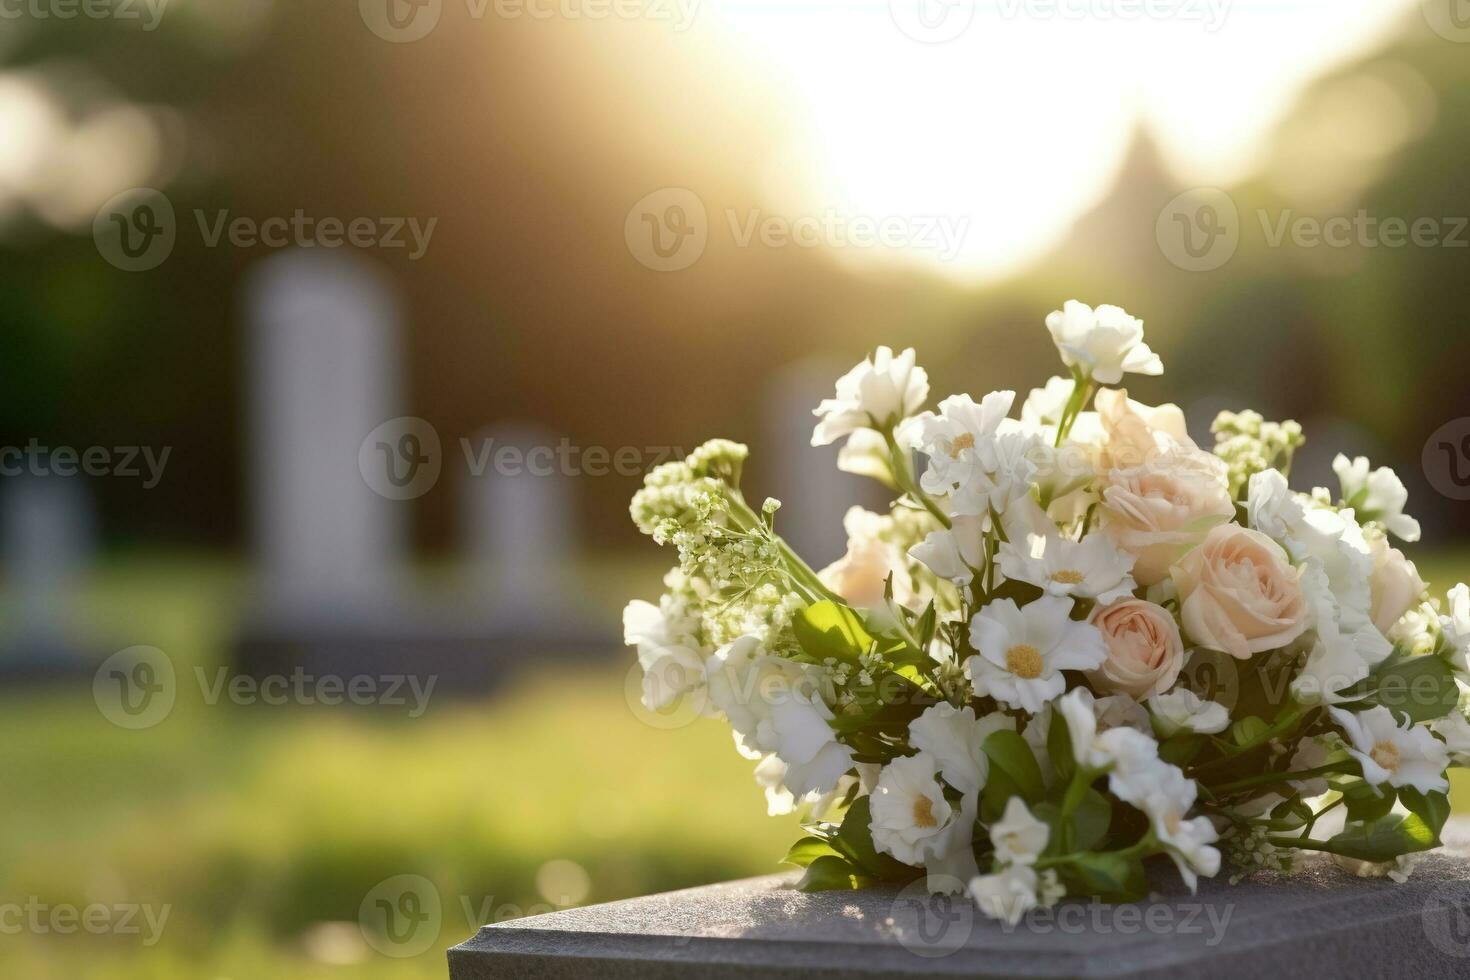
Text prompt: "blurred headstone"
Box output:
[[244, 248, 405, 618], [0, 473, 95, 679], [764, 359, 885, 569], [460, 423, 573, 622]]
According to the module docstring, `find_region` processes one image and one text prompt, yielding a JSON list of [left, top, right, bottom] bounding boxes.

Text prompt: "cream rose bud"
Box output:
[[1085, 599, 1185, 700], [1172, 525, 1310, 660], [1368, 534, 1427, 634], [1100, 448, 1235, 585]]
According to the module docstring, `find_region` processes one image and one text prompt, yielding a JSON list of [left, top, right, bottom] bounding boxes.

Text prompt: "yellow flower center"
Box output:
[[913, 795, 938, 828], [949, 433, 976, 455], [1371, 741, 1401, 773], [1051, 569, 1086, 585], [1006, 644, 1044, 680]]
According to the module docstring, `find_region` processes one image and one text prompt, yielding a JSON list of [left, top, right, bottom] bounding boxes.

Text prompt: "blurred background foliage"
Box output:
[[2, 0, 1469, 976]]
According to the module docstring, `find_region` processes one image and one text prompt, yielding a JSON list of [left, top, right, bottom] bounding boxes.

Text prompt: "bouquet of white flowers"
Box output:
[[623, 300, 1470, 923]]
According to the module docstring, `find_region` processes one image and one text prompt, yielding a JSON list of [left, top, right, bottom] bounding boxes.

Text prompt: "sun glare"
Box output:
[[700, 0, 1420, 280]]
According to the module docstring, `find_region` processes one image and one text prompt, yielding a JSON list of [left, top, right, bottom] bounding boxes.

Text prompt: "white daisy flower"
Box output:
[[966, 597, 1108, 713], [870, 752, 977, 886], [1044, 300, 1162, 385], [1147, 688, 1230, 737], [812, 346, 929, 447], [1333, 454, 1421, 543], [1329, 705, 1449, 795], [969, 863, 1040, 925], [989, 797, 1049, 866], [998, 528, 1137, 604]]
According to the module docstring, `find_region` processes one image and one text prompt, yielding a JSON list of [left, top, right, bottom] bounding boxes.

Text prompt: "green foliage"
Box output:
[[782, 836, 840, 868], [793, 600, 876, 664], [1343, 650, 1460, 724], [796, 855, 870, 891], [980, 730, 1044, 821]]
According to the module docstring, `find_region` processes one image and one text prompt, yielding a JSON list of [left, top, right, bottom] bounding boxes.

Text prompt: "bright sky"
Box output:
[[702, 0, 1422, 280]]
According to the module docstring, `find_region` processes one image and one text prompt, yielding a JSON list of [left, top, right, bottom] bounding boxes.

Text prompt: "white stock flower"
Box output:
[[1044, 300, 1162, 385], [1139, 783, 1220, 892], [705, 636, 854, 801], [908, 703, 1013, 795], [997, 527, 1137, 605], [812, 347, 929, 447], [1330, 705, 1449, 795], [1147, 688, 1230, 737], [1440, 584, 1470, 674], [836, 429, 894, 485], [1291, 560, 1393, 705], [1333, 454, 1420, 543], [909, 392, 1042, 520], [969, 863, 1040, 925], [623, 598, 709, 714], [990, 797, 1049, 866], [909, 514, 986, 585], [1021, 376, 1076, 427], [966, 597, 1108, 713], [870, 753, 979, 886], [1368, 533, 1427, 634], [1431, 707, 1470, 766], [1057, 688, 1159, 775]]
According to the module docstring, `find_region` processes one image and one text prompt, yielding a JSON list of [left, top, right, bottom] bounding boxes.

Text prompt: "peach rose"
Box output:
[[1086, 599, 1185, 700], [1100, 447, 1236, 585], [1172, 524, 1309, 660], [1095, 388, 1194, 471], [1369, 535, 1427, 634]]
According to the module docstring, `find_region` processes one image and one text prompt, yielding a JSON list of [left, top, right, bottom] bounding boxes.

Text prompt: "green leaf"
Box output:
[[782, 836, 840, 869], [981, 730, 1044, 822], [1071, 789, 1113, 852], [793, 601, 875, 664], [1319, 811, 1442, 862], [1400, 788, 1451, 836], [1063, 850, 1148, 902], [1341, 779, 1396, 823], [1157, 734, 1202, 767], [796, 855, 869, 891], [1355, 652, 1460, 723], [1047, 708, 1075, 785]]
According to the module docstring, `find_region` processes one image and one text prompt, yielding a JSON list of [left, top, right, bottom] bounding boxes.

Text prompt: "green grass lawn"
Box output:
[[2, 549, 1469, 977]]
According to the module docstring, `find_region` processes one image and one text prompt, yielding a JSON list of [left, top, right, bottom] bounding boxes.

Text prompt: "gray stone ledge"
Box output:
[[448, 852, 1470, 979]]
